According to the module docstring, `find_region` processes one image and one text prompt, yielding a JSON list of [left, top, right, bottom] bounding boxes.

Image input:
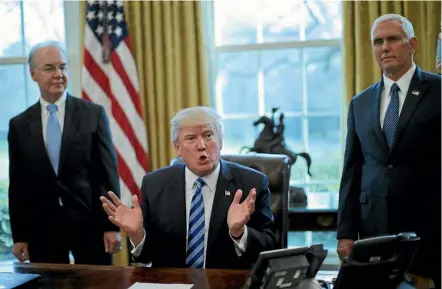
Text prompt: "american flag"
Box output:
[[82, 0, 149, 206]]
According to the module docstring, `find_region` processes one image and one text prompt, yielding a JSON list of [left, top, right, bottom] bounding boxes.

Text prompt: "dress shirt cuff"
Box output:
[[230, 226, 248, 256], [130, 230, 146, 257]]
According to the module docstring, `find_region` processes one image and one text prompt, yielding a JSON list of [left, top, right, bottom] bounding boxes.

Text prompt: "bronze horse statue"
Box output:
[[240, 110, 312, 177]]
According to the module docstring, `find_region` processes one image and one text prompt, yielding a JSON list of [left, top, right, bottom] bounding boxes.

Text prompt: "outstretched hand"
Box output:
[[100, 192, 144, 245], [227, 188, 256, 237]]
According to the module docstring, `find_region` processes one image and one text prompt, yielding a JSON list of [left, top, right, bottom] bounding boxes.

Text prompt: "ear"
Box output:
[[219, 138, 223, 150], [409, 37, 418, 54], [30, 69, 37, 82], [173, 142, 181, 157]]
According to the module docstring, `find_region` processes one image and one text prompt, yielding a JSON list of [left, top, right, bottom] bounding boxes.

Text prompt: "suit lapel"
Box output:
[[169, 165, 187, 265], [27, 102, 55, 175], [58, 94, 81, 174], [207, 160, 235, 255], [371, 81, 390, 153], [391, 68, 427, 150]]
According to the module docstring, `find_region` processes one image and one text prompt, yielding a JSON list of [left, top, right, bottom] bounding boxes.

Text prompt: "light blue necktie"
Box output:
[[186, 178, 206, 268], [383, 83, 400, 149], [46, 104, 62, 175]]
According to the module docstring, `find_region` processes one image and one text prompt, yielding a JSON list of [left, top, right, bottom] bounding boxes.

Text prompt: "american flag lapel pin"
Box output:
[[225, 190, 230, 196], [412, 90, 420, 96]]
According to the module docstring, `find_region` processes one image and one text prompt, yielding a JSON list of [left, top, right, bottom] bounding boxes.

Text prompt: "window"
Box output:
[[204, 0, 343, 265], [0, 0, 71, 263]]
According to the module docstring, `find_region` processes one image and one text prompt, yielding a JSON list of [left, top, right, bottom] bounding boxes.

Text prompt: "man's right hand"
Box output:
[[337, 239, 354, 260], [100, 192, 144, 246], [13, 242, 29, 262]]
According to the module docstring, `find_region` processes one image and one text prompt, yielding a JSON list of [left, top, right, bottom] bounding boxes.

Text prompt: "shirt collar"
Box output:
[[383, 63, 416, 94], [185, 161, 221, 191], [40, 91, 67, 112]]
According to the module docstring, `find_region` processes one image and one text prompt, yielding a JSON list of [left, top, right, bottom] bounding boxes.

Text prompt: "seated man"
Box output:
[[101, 106, 276, 269]]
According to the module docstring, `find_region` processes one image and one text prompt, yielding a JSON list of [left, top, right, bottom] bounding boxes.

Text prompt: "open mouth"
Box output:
[[198, 155, 208, 162]]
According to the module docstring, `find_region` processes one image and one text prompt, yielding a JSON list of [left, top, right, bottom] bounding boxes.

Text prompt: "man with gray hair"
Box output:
[[8, 41, 121, 265], [101, 106, 276, 269], [337, 14, 441, 288]]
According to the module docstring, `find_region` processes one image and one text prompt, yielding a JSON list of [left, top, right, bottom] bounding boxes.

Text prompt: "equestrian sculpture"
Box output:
[[240, 108, 312, 176]]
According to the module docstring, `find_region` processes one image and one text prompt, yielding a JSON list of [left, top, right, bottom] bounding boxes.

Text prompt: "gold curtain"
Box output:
[[125, 1, 209, 171], [343, 1, 441, 104]]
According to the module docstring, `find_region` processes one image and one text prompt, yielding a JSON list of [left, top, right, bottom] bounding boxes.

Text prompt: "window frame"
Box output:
[[203, 0, 345, 189]]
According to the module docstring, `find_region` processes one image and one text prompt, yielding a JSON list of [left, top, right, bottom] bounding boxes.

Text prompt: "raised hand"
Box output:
[[227, 188, 256, 237], [100, 192, 144, 245]]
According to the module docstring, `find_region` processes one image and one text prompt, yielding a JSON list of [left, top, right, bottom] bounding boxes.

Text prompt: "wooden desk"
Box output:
[[0, 263, 250, 289]]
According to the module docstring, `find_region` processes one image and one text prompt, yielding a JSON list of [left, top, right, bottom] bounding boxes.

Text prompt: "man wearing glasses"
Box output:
[[7, 41, 121, 265]]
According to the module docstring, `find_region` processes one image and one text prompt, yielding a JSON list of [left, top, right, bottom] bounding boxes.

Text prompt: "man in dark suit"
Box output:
[[337, 14, 441, 288], [101, 106, 276, 269], [8, 41, 121, 265]]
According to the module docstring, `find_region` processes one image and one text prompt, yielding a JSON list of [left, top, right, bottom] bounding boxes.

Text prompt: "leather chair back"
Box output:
[[171, 153, 291, 249]]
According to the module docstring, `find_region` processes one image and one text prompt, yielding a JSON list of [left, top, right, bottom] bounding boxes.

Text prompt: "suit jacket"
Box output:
[[337, 67, 441, 277], [8, 94, 120, 245], [136, 159, 276, 269]]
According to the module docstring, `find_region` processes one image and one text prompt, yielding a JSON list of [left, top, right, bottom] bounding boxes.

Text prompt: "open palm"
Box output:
[[227, 189, 256, 236], [101, 192, 143, 237]]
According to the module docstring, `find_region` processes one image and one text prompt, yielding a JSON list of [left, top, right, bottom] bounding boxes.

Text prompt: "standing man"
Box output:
[[101, 106, 275, 269], [337, 14, 441, 288], [8, 41, 121, 265]]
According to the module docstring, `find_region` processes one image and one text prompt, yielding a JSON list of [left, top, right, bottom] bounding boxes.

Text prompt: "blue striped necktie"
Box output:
[[46, 104, 62, 174], [383, 83, 400, 149], [186, 177, 206, 268]]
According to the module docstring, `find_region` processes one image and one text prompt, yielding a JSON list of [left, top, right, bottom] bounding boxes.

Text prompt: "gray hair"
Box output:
[[170, 106, 223, 143], [28, 40, 67, 69], [371, 14, 415, 41]]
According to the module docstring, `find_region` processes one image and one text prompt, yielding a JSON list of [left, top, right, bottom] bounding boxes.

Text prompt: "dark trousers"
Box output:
[[28, 207, 112, 265]]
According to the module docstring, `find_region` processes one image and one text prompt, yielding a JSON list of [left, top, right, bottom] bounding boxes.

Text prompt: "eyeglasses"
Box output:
[[36, 64, 67, 74]]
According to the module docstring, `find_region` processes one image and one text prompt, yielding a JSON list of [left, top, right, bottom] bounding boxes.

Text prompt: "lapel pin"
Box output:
[[225, 191, 230, 196], [412, 90, 420, 96]]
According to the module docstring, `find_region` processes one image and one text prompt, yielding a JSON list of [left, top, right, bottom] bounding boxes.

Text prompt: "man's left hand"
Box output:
[[227, 188, 256, 237], [104, 231, 122, 254]]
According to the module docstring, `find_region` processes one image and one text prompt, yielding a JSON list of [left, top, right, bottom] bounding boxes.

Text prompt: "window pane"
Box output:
[[0, 65, 29, 132], [214, 0, 341, 46], [304, 1, 342, 40], [0, 139, 12, 262], [0, 0, 65, 57], [306, 46, 342, 113], [305, 190, 338, 209], [0, 1, 23, 57], [221, 118, 258, 154], [23, 0, 66, 54], [217, 52, 259, 115], [308, 116, 341, 181], [263, 49, 302, 113]]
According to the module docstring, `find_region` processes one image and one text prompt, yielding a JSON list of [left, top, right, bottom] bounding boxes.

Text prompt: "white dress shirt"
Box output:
[[40, 92, 67, 206], [380, 63, 416, 128], [40, 92, 67, 145], [131, 162, 248, 267]]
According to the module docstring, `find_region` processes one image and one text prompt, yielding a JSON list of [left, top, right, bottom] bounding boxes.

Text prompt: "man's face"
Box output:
[[372, 20, 417, 75], [30, 46, 68, 100], [174, 125, 222, 177]]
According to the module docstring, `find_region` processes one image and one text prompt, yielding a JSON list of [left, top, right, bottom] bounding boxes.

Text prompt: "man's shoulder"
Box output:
[[143, 164, 183, 182], [69, 95, 104, 112], [9, 102, 39, 125], [352, 82, 379, 103]]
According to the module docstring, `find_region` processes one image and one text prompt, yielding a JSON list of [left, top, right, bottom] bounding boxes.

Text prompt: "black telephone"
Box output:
[[332, 232, 420, 289], [243, 244, 328, 289]]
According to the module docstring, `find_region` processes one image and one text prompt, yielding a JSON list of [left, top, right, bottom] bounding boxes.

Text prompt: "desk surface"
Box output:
[[0, 263, 250, 289], [0, 263, 339, 289]]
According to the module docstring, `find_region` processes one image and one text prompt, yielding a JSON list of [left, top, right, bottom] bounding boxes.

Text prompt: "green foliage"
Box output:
[[0, 180, 13, 260]]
